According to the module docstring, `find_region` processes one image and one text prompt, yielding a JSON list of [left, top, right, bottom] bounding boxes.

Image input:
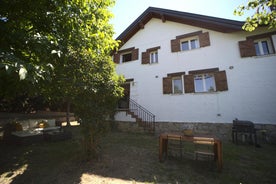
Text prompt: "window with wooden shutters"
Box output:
[[162, 72, 185, 94], [184, 68, 228, 93], [142, 46, 160, 64], [239, 31, 276, 58], [171, 31, 210, 53], [113, 47, 139, 64]]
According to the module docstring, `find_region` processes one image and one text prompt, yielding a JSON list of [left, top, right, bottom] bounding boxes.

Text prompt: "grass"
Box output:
[[0, 127, 276, 184]]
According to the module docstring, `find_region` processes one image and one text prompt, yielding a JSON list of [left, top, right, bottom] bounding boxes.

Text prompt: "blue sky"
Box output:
[[110, 0, 251, 38]]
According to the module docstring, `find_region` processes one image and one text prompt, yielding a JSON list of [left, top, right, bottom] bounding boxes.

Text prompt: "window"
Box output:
[[254, 39, 273, 56], [238, 31, 276, 58], [163, 69, 228, 95], [171, 31, 210, 52], [113, 47, 139, 64], [162, 72, 185, 94], [194, 74, 216, 93], [121, 52, 132, 63], [183, 68, 228, 94], [141, 46, 161, 64], [172, 77, 183, 94], [181, 37, 199, 51], [150, 51, 158, 63]]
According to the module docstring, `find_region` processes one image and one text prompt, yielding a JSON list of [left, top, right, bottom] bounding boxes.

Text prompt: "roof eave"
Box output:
[[116, 7, 244, 45]]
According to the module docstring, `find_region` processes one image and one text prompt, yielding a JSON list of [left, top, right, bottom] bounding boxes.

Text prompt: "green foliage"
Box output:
[[0, 0, 124, 157], [234, 0, 276, 31]]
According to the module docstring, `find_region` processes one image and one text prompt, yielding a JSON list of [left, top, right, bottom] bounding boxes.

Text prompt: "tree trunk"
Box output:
[[66, 100, 71, 127]]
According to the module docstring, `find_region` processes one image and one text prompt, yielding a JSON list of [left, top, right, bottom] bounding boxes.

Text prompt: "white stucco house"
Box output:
[[113, 7, 276, 134]]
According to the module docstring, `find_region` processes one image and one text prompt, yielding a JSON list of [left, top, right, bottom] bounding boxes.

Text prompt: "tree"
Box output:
[[0, 0, 124, 158], [234, 0, 276, 31]]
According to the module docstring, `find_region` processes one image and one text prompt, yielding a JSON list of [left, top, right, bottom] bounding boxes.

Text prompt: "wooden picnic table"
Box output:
[[159, 133, 223, 172]]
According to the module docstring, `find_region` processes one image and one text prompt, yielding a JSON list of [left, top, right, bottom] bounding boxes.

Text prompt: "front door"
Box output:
[[118, 83, 130, 109]]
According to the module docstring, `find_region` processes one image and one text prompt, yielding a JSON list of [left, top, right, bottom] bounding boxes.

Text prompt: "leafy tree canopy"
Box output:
[[0, 0, 124, 158], [234, 0, 276, 31], [0, 0, 123, 110]]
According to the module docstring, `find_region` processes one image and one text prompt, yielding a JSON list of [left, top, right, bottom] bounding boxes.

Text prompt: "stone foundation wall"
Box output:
[[155, 122, 233, 140], [115, 121, 276, 143], [114, 121, 146, 134]]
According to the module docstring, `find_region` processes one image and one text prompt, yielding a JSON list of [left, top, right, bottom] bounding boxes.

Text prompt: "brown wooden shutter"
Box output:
[[163, 77, 172, 94], [114, 53, 120, 64], [215, 70, 228, 91], [132, 48, 139, 60], [171, 39, 180, 52], [141, 52, 150, 64], [184, 74, 195, 93], [199, 32, 210, 47], [238, 40, 256, 57]]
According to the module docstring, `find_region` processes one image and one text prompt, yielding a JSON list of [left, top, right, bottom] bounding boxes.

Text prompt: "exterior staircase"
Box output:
[[125, 98, 155, 133]]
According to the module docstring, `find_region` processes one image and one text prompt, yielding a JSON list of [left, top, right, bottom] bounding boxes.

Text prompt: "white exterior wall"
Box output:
[[115, 18, 276, 124]]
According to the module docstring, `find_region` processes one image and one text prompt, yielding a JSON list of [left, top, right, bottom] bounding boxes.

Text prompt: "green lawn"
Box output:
[[0, 127, 276, 184]]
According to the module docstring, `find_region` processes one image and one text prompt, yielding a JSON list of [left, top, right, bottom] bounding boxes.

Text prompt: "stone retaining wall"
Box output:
[[155, 122, 232, 140], [115, 121, 276, 143]]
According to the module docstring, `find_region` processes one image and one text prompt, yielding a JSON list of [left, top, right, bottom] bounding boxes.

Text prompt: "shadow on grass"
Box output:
[[0, 127, 86, 184], [86, 132, 222, 183], [1, 127, 276, 184], [83, 131, 276, 184]]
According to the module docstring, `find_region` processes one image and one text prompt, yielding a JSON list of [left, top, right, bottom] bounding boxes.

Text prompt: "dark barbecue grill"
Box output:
[[232, 119, 258, 147]]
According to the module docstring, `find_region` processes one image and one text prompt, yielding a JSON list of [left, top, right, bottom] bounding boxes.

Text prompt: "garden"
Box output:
[[1, 126, 276, 184]]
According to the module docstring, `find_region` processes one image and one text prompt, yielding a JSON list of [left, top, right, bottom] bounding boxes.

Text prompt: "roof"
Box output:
[[116, 7, 244, 45]]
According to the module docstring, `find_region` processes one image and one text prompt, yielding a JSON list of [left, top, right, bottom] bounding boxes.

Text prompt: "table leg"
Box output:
[[213, 143, 218, 161], [216, 141, 223, 172], [159, 137, 168, 162], [164, 139, 168, 158], [159, 136, 163, 162]]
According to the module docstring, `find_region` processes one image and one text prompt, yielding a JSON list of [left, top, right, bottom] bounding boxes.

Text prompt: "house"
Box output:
[[113, 7, 276, 138]]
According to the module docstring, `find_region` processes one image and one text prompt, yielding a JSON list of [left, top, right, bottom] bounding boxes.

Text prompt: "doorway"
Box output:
[[118, 82, 130, 109]]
